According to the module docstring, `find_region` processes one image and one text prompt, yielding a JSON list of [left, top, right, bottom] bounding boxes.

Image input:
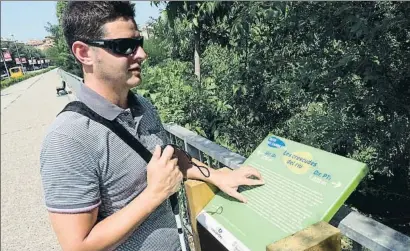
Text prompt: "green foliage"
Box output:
[[44, 1, 82, 77], [142, 38, 168, 66], [1, 67, 56, 89], [1, 41, 44, 61], [50, 0, 409, 233], [56, 1, 68, 24], [133, 60, 199, 126], [146, 1, 410, 234], [155, 1, 234, 80]]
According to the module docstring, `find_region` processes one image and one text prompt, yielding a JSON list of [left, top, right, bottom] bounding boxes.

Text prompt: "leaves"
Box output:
[[44, 3, 82, 77], [52, 1, 410, 233], [146, 1, 410, 233]]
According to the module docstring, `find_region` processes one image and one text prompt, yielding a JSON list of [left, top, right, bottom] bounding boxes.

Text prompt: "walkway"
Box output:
[[1, 69, 71, 250]]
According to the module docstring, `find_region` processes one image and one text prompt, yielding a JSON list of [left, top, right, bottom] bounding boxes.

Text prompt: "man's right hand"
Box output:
[[47, 146, 183, 251], [146, 145, 183, 200]]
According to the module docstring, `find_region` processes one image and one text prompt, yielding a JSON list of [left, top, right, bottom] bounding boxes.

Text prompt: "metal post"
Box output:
[[30, 55, 33, 71], [11, 35, 25, 74], [1, 49, 10, 79]]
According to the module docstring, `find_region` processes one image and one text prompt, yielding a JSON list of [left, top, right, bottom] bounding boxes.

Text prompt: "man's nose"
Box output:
[[133, 46, 147, 62]]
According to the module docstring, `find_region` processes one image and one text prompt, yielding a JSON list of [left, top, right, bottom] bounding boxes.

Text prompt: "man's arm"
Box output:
[[49, 187, 164, 251], [143, 95, 264, 203], [41, 134, 182, 251]]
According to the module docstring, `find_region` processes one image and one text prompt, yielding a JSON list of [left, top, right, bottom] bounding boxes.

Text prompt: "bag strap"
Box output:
[[59, 101, 181, 216], [58, 101, 153, 163]]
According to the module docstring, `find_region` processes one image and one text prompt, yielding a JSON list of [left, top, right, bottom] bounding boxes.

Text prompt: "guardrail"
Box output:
[[58, 68, 410, 251], [164, 123, 410, 251]]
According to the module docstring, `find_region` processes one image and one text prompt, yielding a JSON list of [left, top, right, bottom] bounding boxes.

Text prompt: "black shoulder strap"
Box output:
[[58, 101, 153, 163]]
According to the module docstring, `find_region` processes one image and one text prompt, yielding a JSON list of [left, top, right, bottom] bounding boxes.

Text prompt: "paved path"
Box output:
[[1, 69, 73, 250]]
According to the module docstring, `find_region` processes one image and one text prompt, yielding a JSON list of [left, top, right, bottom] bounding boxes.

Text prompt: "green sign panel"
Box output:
[[197, 134, 368, 251]]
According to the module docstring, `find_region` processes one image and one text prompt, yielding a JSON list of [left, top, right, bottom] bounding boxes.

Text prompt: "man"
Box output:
[[40, 2, 264, 251], [56, 80, 67, 95]]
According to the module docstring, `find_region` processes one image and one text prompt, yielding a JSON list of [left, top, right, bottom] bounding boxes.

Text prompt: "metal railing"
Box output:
[[58, 69, 410, 251], [164, 123, 410, 251]]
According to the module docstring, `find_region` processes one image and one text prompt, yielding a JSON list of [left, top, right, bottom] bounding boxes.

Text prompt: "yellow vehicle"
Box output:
[[9, 67, 24, 79]]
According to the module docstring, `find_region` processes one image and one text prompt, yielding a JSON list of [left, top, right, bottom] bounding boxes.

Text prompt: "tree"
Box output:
[[154, 1, 231, 82], [1, 41, 44, 63], [44, 1, 82, 77], [141, 1, 410, 234]]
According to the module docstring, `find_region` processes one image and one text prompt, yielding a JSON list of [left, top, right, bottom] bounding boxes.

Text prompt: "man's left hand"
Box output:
[[211, 165, 265, 203]]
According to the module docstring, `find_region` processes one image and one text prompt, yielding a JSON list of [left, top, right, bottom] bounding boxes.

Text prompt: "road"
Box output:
[[1, 69, 73, 250]]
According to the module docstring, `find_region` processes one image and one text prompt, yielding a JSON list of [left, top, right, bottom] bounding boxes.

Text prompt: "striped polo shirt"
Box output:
[[40, 83, 180, 251]]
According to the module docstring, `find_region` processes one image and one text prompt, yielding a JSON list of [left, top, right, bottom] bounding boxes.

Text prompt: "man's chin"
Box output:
[[126, 76, 142, 88]]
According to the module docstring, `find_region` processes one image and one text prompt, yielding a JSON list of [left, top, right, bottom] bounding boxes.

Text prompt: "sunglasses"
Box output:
[[161, 144, 210, 179], [82, 36, 144, 56]]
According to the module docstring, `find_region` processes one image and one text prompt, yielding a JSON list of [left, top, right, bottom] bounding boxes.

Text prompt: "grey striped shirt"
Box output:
[[40, 83, 180, 250]]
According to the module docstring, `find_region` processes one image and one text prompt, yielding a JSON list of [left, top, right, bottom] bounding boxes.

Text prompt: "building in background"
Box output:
[[139, 24, 153, 39], [0, 36, 52, 76], [1, 37, 26, 47], [26, 36, 54, 51]]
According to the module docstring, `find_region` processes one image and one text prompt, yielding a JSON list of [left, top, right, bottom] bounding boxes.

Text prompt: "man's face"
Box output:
[[92, 18, 147, 89]]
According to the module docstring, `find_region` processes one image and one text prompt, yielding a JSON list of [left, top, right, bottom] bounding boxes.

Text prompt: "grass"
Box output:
[[0, 67, 56, 90]]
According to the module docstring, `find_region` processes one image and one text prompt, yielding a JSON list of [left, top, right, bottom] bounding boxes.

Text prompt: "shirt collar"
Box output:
[[76, 83, 142, 121]]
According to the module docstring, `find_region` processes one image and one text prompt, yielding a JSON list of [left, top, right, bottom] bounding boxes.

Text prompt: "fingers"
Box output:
[[242, 178, 265, 186], [172, 167, 183, 183], [160, 145, 174, 163], [227, 190, 247, 203], [242, 165, 265, 183], [151, 145, 161, 160], [167, 158, 178, 168], [172, 169, 183, 193], [177, 171, 183, 183]]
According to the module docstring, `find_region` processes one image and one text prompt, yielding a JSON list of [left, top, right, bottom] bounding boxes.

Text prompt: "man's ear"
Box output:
[[72, 41, 93, 66]]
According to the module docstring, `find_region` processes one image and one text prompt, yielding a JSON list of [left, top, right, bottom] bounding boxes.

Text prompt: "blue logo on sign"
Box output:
[[268, 136, 286, 149]]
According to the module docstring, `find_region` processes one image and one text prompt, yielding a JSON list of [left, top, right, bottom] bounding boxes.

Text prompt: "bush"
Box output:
[[143, 38, 169, 66], [132, 60, 200, 125], [141, 1, 410, 234], [1, 67, 56, 89]]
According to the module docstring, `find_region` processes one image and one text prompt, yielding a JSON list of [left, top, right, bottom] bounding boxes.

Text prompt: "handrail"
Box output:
[[164, 123, 410, 251], [57, 68, 410, 251]]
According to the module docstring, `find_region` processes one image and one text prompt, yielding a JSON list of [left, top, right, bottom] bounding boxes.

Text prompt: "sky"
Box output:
[[1, 1, 162, 42]]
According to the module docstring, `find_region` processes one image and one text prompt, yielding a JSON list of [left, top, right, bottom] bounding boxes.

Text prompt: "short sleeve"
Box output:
[[135, 94, 171, 147], [40, 131, 100, 213]]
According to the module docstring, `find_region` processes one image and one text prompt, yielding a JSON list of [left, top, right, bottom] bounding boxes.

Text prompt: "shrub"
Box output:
[[1, 67, 56, 89]]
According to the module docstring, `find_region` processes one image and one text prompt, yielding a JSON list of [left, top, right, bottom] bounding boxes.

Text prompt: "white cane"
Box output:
[[170, 194, 188, 251]]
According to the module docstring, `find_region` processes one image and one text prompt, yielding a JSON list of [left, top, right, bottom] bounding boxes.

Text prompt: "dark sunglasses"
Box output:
[[161, 144, 210, 178], [82, 36, 144, 56]]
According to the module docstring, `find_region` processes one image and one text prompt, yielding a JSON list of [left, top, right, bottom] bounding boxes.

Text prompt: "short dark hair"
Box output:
[[62, 1, 136, 51]]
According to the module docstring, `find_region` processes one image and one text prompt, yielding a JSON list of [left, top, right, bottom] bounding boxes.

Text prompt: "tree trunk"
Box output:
[[194, 30, 201, 82]]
